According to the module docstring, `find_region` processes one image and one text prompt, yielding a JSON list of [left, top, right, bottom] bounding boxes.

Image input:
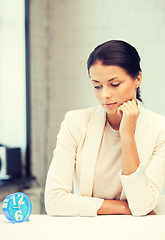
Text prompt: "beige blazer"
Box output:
[[45, 102, 165, 216]]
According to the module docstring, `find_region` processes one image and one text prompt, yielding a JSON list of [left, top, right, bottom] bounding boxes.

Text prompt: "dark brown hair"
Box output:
[[87, 40, 143, 102]]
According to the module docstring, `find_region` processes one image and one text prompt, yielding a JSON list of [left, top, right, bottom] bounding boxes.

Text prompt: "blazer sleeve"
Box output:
[[120, 129, 165, 216], [44, 111, 104, 216]]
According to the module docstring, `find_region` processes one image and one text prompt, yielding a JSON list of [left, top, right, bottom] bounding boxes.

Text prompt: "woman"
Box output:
[[45, 40, 165, 216]]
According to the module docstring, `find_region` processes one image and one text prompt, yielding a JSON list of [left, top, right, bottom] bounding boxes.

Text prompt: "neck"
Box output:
[[106, 113, 122, 131]]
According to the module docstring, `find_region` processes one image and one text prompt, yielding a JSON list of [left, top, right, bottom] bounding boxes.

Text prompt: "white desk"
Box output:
[[0, 214, 165, 240]]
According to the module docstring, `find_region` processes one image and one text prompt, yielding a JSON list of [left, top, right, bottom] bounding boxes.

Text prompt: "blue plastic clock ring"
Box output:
[[3, 192, 32, 223]]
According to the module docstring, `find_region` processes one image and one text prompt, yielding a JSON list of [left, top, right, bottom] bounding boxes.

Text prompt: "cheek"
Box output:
[[94, 90, 101, 99], [119, 83, 136, 99]]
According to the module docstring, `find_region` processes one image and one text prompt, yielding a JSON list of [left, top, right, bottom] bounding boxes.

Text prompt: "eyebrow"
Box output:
[[91, 77, 118, 83]]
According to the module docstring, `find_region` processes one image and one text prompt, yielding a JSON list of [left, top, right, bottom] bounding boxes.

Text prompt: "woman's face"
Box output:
[[89, 61, 142, 115]]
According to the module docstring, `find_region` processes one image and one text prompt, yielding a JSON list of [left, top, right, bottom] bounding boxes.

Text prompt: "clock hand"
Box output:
[[13, 206, 20, 209]]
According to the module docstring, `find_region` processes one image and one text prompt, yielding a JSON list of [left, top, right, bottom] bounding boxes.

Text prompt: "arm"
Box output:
[[117, 99, 165, 216], [118, 99, 140, 175], [45, 111, 104, 217], [97, 200, 156, 215], [97, 200, 132, 215]]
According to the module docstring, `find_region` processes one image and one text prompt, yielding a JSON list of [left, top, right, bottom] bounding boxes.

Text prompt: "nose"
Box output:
[[101, 86, 112, 99]]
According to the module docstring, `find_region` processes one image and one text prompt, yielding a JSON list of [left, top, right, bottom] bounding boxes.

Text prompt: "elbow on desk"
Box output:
[[131, 209, 152, 217], [45, 199, 67, 216], [45, 206, 54, 216], [129, 198, 159, 217], [45, 206, 60, 216], [126, 188, 161, 217], [44, 191, 80, 216], [44, 190, 63, 216], [44, 192, 67, 216], [44, 195, 55, 216], [45, 204, 79, 217]]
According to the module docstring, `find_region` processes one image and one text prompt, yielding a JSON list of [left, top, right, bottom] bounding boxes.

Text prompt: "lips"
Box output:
[[104, 102, 117, 106], [103, 102, 117, 109]]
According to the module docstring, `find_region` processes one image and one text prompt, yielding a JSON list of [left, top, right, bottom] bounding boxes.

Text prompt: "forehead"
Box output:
[[89, 62, 130, 81]]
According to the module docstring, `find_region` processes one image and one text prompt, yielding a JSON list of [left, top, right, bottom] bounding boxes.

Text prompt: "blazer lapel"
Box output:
[[80, 106, 106, 197]]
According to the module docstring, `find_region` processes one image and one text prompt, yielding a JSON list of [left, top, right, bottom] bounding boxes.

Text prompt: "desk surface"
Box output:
[[0, 214, 165, 240]]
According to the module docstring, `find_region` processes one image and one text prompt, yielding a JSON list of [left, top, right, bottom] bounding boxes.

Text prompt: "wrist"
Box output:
[[120, 132, 135, 142]]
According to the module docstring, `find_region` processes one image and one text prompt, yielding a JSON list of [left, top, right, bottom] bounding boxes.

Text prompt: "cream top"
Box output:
[[92, 120, 122, 200]]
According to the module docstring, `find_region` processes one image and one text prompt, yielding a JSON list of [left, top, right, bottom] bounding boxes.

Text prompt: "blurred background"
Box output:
[[0, 0, 165, 214]]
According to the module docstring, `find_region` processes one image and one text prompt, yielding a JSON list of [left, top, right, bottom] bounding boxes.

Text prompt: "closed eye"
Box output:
[[94, 86, 102, 89], [94, 83, 120, 89], [111, 83, 120, 87]]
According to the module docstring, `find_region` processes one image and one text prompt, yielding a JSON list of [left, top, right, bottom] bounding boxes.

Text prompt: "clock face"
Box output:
[[3, 192, 32, 222]]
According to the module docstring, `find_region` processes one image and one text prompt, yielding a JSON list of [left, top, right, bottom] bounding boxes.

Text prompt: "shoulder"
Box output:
[[64, 105, 103, 125], [139, 103, 165, 128], [58, 105, 104, 144], [138, 102, 165, 141]]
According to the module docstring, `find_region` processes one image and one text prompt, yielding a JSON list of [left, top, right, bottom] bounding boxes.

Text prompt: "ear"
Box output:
[[135, 72, 142, 88]]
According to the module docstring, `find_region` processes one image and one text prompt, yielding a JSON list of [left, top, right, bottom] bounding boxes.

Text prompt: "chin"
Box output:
[[103, 107, 117, 115]]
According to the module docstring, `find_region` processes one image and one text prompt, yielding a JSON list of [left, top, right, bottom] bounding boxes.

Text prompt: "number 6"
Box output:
[[15, 210, 23, 221]]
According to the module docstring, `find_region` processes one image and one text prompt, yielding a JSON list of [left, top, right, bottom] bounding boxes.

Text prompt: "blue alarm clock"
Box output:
[[3, 192, 32, 223]]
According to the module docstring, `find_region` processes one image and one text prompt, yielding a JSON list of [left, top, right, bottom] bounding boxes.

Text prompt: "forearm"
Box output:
[[121, 134, 140, 175], [97, 199, 156, 216], [97, 200, 132, 215]]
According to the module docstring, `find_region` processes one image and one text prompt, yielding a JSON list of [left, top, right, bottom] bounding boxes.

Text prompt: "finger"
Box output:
[[117, 104, 129, 116], [125, 100, 136, 112], [124, 98, 136, 105], [122, 101, 134, 113], [132, 98, 138, 106], [128, 99, 140, 114], [124, 99, 139, 113]]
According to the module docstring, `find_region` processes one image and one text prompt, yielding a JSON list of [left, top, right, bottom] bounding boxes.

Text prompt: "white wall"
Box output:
[[49, 0, 165, 115], [29, 0, 165, 194], [0, 0, 26, 162]]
